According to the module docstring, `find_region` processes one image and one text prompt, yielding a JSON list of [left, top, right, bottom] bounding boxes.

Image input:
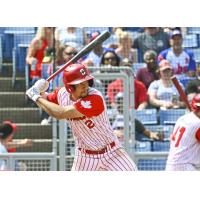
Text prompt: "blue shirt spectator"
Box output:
[[158, 29, 196, 77]]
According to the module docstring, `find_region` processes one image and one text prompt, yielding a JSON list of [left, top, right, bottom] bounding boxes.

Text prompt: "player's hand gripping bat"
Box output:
[[46, 30, 111, 82]]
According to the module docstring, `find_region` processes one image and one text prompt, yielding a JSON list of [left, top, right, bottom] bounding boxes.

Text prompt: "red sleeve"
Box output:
[[74, 94, 105, 118], [195, 128, 200, 141], [47, 88, 61, 104]]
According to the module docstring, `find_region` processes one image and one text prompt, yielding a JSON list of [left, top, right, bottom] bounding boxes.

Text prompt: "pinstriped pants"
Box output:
[[71, 147, 137, 171]]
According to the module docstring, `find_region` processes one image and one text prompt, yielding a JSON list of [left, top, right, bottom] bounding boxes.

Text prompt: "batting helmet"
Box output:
[[63, 63, 94, 93], [191, 94, 200, 112]]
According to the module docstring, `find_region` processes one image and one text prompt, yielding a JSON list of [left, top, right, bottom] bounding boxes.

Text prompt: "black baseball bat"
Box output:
[[47, 30, 111, 82]]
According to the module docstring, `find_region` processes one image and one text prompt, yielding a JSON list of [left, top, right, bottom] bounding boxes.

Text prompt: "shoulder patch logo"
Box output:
[[80, 100, 92, 109]]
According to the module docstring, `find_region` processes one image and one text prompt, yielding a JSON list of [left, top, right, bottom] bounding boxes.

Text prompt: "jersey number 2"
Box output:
[[171, 126, 186, 147], [85, 120, 95, 129]]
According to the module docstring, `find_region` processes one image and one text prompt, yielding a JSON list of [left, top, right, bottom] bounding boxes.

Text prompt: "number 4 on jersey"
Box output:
[[171, 126, 186, 147]]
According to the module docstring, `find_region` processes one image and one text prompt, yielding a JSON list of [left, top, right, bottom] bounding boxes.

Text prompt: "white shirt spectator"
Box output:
[[148, 79, 184, 102]]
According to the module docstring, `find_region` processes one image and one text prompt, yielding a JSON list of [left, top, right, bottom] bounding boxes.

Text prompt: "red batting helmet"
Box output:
[[63, 63, 94, 93], [191, 94, 200, 112]]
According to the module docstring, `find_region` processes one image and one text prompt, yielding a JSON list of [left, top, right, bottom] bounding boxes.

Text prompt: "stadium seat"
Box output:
[[14, 33, 34, 47], [190, 48, 200, 62], [187, 27, 200, 34], [177, 75, 196, 88], [145, 125, 174, 140], [159, 109, 186, 125], [135, 141, 151, 152], [152, 141, 170, 152], [4, 27, 36, 34], [0, 27, 5, 34], [137, 158, 167, 171], [13, 34, 35, 73], [135, 109, 158, 125], [182, 34, 198, 48], [3, 27, 35, 61]]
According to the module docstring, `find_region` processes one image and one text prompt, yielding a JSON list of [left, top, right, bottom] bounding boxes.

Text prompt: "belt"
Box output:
[[78, 141, 116, 155]]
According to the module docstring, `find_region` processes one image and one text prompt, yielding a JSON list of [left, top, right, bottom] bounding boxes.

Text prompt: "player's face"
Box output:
[[73, 81, 89, 99]]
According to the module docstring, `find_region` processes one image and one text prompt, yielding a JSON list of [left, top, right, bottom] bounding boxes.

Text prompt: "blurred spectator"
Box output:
[[0, 121, 32, 170], [99, 49, 121, 92], [133, 27, 170, 62], [55, 27, 86, 48], [56, 44, 78, 67], [100, 48, 121, 68], [107, 78, 148, 110], [136, 50, 159, 89], [26, 27, 54, 85], [115, 31, 138, 64], [158, 29, 196, 77], [82, 31, 108, 67], [148, 59, 185, 109], [108, 27, 124, 49], [105, 53, 148, 110], [163, 27, 187, 36], [186, 62, 200, 101], [121, 58, 133, 67], [1, 121, 32, 151]]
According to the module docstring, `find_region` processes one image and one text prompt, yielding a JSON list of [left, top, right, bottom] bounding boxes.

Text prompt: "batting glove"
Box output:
[[34, 79, 49, 93], [26, 86, 41, 102]]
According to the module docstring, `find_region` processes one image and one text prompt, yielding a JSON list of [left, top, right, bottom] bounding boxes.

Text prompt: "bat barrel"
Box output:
[[46, 30, 111, 82], [171, 75, 191, 111]]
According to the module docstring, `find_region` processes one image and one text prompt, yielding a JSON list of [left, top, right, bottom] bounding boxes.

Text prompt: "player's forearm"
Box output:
[[36, 97, 68, 119], [36, 97, 83, 119]]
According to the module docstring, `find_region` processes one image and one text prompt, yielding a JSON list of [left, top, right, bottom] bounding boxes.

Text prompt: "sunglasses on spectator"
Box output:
[[65, 51, 77, 56], [104, 57, 116, 61]]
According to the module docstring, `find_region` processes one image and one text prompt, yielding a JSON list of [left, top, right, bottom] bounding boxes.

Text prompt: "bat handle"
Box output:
[[46, 61, 72, 82]]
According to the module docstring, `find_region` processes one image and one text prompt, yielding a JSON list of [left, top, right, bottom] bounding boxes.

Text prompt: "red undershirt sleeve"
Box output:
[[47, 88, 61, 104]]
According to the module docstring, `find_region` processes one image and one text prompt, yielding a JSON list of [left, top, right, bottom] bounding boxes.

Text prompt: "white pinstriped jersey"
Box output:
[[56, 87, 120, 150], [166, 112, 200, 166]]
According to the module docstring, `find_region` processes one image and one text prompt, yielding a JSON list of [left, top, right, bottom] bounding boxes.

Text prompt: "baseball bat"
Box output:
[[171, 75, 191, 111], [46, 30, 111, 82]]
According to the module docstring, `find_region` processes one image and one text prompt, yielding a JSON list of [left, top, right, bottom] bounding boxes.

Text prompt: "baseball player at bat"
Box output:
[[166, 94, 200, 171], [26, 63, 137, 171]]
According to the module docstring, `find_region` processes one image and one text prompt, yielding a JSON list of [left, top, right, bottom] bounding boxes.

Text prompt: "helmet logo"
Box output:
[[80, 68, 86, 76]]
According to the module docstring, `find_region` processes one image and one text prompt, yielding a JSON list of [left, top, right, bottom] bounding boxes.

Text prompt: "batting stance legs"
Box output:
[[72, 147, 137, 171]]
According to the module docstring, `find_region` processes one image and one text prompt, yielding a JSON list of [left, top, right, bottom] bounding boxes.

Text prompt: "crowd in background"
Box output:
[[25, 27, 200, 110], [1, 27, 200, 169]]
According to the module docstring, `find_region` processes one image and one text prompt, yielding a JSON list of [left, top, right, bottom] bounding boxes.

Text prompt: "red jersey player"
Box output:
[[166, 94, 200, 171], [26, 63, 137, 171]]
